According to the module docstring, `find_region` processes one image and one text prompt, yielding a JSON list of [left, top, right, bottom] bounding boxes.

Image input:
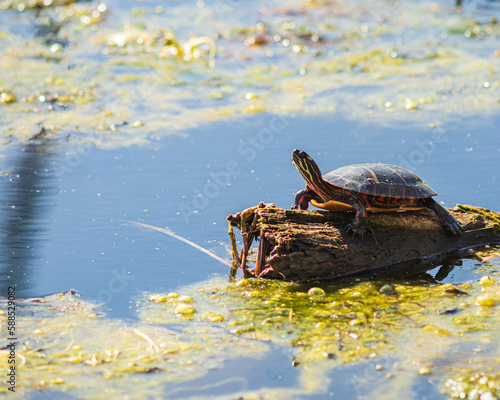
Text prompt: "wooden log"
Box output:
[[227, 203, 500, 282]]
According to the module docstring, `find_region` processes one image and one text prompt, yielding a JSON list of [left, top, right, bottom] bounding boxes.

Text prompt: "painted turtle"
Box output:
[[291, 149, 463, 235]]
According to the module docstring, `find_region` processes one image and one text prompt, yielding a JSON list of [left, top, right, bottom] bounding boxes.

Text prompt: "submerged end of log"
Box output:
[[227, 203, 500, 282]]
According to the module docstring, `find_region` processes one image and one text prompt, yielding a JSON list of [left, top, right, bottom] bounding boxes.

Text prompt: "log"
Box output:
[[227, 203, 500, 282]]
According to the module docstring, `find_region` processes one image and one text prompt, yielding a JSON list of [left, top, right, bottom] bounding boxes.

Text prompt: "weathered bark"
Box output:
[[227, 203, 500, 282]]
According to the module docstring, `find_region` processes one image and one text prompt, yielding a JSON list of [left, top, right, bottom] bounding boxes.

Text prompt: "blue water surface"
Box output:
[[1, 113, 498, 314]]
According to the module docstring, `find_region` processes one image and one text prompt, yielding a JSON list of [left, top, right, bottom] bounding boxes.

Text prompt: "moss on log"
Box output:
[[227, 203, 500, 282]]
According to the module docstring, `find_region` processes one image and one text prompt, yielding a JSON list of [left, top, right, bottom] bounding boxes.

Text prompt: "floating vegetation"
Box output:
[[0, 0, 499, 145], [444, 371, 500, 399], [0, 0, 81, 10], [145, 272, 500, 365], [0, 290, 268, 397], [0, 89, 16, 104], [104, 26, 216, 64], [457, 205, 500, 233], [1, 254, 499, 398], [446, 18, 499, 39]]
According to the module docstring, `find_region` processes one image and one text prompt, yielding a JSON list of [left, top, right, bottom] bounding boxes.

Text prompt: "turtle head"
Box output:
[[292, 149, 325, 191]]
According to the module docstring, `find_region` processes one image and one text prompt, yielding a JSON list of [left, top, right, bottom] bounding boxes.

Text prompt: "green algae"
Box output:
[[157, 275, 498, 370], [1, 257, 499, 398], [0, 291, 268, 398], [457, 205, 500, 233], [444, 371, 500, 400], [0, 89, 16, 104], [0, 2, 500, 398], [0, 0, 79, 9], [1, 1, 500, 146]]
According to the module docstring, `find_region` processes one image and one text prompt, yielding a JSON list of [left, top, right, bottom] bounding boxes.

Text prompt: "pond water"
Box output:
[[1, 113, 499, 399], [2, 113, 498, 310], [1, 0, 500, 399]]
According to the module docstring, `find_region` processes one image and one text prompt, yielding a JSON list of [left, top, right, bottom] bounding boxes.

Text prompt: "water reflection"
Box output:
[[0, 131, 58, 297]]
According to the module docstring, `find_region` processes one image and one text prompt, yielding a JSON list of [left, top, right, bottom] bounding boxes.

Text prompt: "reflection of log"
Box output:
[[227, 203, 500, 282]]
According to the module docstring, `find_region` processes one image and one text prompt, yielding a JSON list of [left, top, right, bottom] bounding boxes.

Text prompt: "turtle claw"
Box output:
[[424, 198, 463, 236], [447, 220, 463, 236], [345, 223, 366, 237]]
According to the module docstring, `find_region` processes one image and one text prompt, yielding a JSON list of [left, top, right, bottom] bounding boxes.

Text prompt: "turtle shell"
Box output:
[[322, 163, 437, 199]]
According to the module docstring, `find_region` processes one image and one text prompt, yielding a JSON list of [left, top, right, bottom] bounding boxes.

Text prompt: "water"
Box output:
[[1, 0, 500, 398], [1, 113, 498, 310], [0, 113, 498, 399]]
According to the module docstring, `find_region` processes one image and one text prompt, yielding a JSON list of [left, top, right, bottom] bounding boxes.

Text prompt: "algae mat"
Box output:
[[0, 0, 499, 146], [1, 1, 500, 399], [2, 254, 499, 399]]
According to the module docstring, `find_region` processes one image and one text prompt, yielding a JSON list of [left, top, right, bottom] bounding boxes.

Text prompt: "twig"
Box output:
[[239, 214, 254, 278], [121, 219, 232, 267], [134, 329, 160, 353], [228, 222, 241, 280], [255, 229, 267, 276]]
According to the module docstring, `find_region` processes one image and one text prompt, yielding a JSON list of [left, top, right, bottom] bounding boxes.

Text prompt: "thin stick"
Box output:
[[121, 219, 232, 267], [230, 202, 267, 278], [239, 214, 254, 278], [255, 229, 266, 276], [134, 329, 160, 353], [242, 211, 261, 277], [228, 222, 241, 280]]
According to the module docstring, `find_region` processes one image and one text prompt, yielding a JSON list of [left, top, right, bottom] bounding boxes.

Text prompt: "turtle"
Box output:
[[291, 149, 463, 236]]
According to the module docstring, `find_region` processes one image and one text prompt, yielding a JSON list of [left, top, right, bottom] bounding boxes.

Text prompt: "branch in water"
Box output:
[[121, 219, 232, 267]]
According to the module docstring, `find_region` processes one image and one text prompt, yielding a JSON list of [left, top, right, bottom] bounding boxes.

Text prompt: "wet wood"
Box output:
[[227, 203, 500, 282]]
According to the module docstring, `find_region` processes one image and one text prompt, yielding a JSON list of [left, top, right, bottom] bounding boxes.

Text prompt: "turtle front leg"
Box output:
[[292, 189, 322, 210], [423, 198, 463, 235]]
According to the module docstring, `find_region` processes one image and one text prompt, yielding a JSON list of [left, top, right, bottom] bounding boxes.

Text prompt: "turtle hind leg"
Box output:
[[292, 189, 322, 210], [345, 197, 369, 236], [424, 198, 463, 235]]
